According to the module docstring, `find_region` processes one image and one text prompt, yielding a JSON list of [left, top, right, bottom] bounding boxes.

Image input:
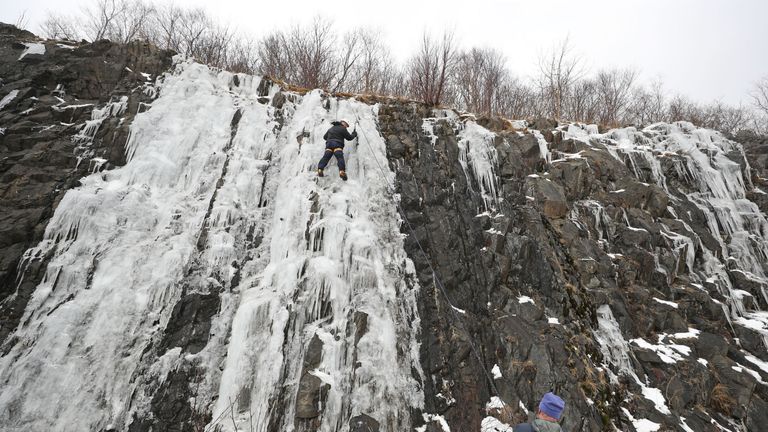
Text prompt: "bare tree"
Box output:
[[594, 68, 638, 126], [569, 78, 599, 123], [752, 76, 768, 117], [227, 36, 259, 74], [83, 0, 128, 41], [496, 77, 538, 119], [103, 0, 154, 44], [14, 10, 30, 30], [407, 30, 457, 106], [258, 31, 292, 81], [345, 28, 397, 94], [453, 47, 508, 114], [537, 37, 582, 119], [40, 12, 82, 40], [332, 29, 363, 92], [288, 17, 337, 89]]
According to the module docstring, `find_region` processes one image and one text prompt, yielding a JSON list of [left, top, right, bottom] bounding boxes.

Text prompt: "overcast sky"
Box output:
[[2, 0, 766, 105]]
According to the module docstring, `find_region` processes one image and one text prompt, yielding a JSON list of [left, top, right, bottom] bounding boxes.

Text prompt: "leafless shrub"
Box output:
[[40, 12, 82, 40], [537, 37, 583, 119], [568, 78, 599, 124], [289, 17, 337, 89], [106, 0, 154, 44], [83, 0, 128, 41], [453, 47, 508, 115], [752, 76, 768, 132], [345, 29, 397, 95], [15, 10, 30, 30], [406, 30, 457, 106], [496, 77, 539, 119], [257, 17, 338, 89], [594, 68, 638, 126]]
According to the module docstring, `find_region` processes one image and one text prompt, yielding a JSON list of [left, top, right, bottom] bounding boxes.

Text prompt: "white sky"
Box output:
[[2, 0, 767, 105]]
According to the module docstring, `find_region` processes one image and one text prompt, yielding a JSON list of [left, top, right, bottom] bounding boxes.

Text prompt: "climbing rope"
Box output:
[[351, 106, 501, 398]]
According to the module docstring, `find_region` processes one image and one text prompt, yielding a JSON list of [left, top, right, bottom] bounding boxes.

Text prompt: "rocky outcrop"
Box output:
[[0, 23, 173, 344], [379, 111, 768, 431]]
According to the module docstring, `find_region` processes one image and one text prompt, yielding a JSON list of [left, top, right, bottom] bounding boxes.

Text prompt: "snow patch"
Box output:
[[518, 296, 535, 304], [491, 364, 502, 379], [0, 90, 19, 110], [18, 42, 46, 60]]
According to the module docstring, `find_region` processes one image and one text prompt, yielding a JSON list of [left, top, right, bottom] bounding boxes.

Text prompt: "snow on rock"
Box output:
[[486, 396, 505, 409], [481, 416, 514, 432], [18, 42, 46, 60], [630, 337, 691, 364], [0, 89, 19, 110], [492, 364, 503, 379], [417, 413, 451, 432], [622, 407, 661, 432], [652, 297, 679, 308], [745, 354, 768, 374], [518, 295, 535, 304]]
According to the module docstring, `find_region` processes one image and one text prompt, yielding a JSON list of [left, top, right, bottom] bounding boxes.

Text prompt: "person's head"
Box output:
[[339, 119, 350, 128], [537, 392, 565, 422]]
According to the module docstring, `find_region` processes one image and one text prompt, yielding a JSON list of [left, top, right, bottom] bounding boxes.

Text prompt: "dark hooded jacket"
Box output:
[[323, 122, 357, 145]]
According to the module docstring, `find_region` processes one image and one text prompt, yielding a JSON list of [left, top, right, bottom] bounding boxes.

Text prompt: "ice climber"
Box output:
[[317, 119, 357, 181], [513, 392, 565, 432]]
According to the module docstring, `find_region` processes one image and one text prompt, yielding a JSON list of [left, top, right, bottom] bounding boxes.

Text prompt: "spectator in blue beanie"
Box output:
[[514, 392, 565, 432]]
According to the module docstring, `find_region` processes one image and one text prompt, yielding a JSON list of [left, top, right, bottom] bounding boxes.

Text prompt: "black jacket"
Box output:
[[324, 123, 357, 144]]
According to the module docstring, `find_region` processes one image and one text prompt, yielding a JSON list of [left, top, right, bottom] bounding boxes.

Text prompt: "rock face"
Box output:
[[1, 24, 768, 432], [0, 23, 174, 344], [378, 113, 768, 431]]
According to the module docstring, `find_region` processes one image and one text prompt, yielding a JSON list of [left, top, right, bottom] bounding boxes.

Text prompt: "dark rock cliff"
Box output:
[[379, 109, 768, 431]]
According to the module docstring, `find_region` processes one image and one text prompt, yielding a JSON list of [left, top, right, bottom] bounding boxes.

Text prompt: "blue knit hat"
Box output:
[[539, 392, 565, 420]]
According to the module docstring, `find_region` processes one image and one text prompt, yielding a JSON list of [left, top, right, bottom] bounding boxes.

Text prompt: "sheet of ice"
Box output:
[[18, 42, 46, 60], [0, 60, 424, 432], [457, 121, 500, 210], [0, 61, 242, 431], [594, 305, 634, 375], [210, 91, 424, 431]]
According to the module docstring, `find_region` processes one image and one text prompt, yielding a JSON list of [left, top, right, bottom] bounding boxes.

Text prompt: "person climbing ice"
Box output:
[[317, 119, 357, 181]]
